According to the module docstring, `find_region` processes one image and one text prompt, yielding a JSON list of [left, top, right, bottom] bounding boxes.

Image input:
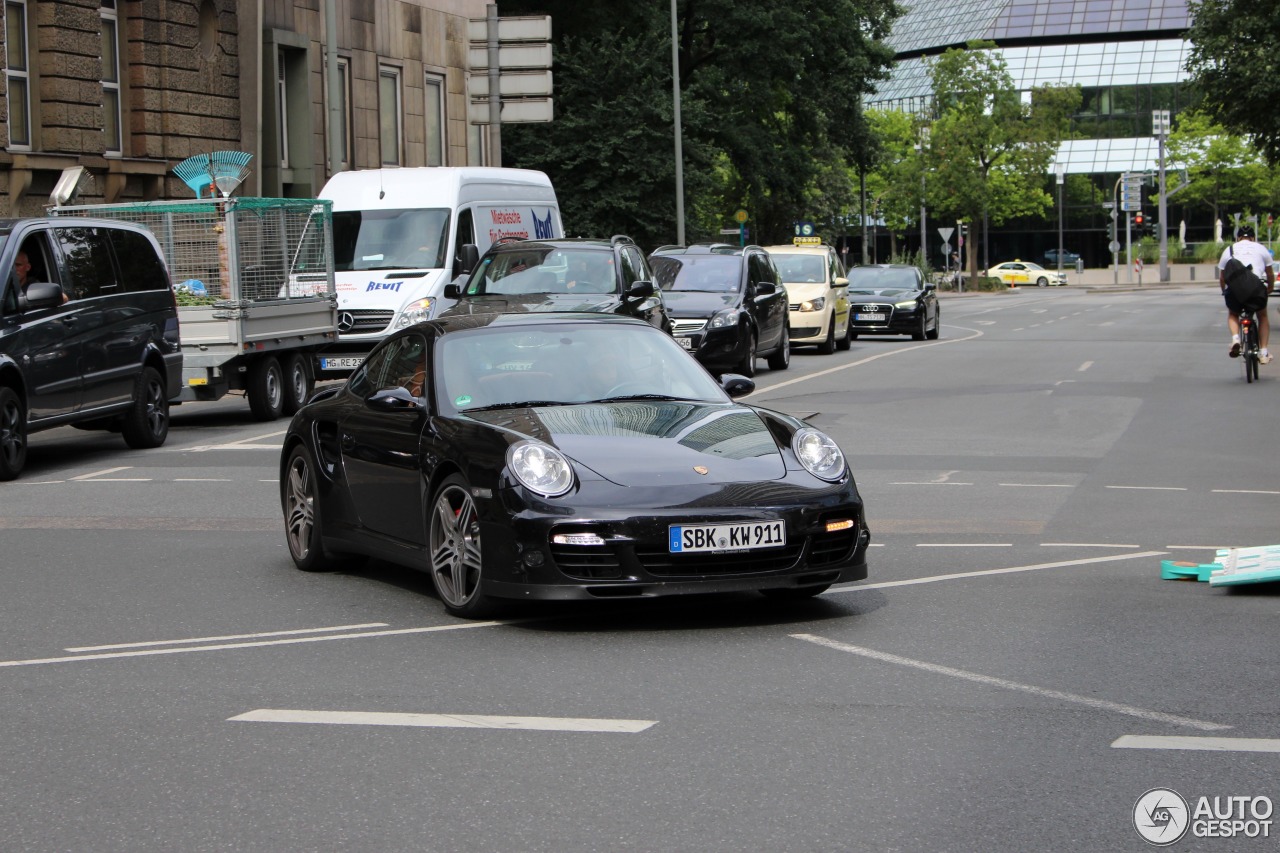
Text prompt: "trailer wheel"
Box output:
[[281, 353, 313, 416], [247, 356, 285, 421]]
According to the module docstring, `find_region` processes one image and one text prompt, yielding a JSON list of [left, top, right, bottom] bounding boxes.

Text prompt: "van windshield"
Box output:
[[332, 208, 450, 272]]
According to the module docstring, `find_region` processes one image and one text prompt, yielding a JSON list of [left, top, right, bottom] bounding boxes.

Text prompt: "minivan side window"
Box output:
[[108, 229, 170, 292], [55, 227, 119, 300]]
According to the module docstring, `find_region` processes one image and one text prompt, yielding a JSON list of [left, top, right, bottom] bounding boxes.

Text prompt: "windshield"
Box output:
[[464, 247, 617, 295], [438, 321, 726, 413], [1023, 262, 1047, 270], [651, 255, 742, 292], [847, 268, 921, 291], [770, 254, 826, 283], [332, 208, 450, 272]]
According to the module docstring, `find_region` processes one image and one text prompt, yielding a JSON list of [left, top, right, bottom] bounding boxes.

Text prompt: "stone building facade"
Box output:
[[1, 0, 486, 216]]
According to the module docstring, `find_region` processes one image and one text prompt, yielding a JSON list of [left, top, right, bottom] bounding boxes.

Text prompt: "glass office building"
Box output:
[[870, 0, 1198, 265]]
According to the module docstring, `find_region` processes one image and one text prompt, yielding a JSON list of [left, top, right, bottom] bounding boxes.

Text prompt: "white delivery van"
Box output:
[[315, 166, 562, 373]]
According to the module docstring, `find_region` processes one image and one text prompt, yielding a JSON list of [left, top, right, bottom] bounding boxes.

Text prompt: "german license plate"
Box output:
[[677, 336, 694, 350], [669, 520, 785, 553], [855, 313, 886, 322], [319, 357, 364, 371]]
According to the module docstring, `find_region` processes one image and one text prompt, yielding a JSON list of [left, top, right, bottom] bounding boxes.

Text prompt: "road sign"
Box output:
[[1109, 240, 1121, 253], [1102, 201, 1115, 210], [467, 98, 554, 124], [937, 226, 954, 243], [467, 15, 551, 42], [794, 221, 815, 238], [941, 241, 951, 254], [1121, 172, 1144, 212], [734, 209, 748, 223], [719, 227, 739, 235], [468, 43, 553, 71], [467, 70, 553, 98]]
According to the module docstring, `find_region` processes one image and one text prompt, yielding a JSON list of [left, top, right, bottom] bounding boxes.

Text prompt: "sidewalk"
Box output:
[[1070, 263, 1218, 289]]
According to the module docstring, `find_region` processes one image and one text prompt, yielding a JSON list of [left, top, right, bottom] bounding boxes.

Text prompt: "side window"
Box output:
[[748, 253, 773, 287], [55, 227, 118, 300], [108, 229, 170, 292], [349, 334, 427, 399], [829, 251, 843, 283], [347, 342, 393, 398], [455, 208, 474, 260], [17, 231, 59, 288], [618, 247, 643, 287]]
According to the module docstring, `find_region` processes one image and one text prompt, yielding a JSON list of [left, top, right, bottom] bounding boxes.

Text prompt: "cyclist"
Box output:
[[1218, 223, 1275, 363]]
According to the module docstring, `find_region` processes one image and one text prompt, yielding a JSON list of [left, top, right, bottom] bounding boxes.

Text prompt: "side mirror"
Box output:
[[719, 373, 755, 398], [18, 281, 66, 311], [366, 386, 422, 412], [924, 281, 936, 291], [834, 277, 848, 287], [454, 243, 480, 277], [755, 281, 777, 296], [444, 283, 461, 299], [625, 280, 655, 299]]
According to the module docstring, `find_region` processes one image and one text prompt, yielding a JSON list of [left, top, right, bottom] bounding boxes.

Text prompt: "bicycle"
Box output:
[[1240, 308, 1261, 383]]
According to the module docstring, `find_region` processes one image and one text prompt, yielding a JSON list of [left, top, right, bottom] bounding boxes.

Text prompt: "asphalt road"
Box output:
[[2, 286, 1277, 852]]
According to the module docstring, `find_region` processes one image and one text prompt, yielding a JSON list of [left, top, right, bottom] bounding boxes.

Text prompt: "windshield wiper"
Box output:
[[466, 400, 572, 412]]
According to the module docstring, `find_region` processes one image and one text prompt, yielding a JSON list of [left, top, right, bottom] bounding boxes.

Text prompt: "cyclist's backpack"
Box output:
[[1223, 246, 1268, 312]]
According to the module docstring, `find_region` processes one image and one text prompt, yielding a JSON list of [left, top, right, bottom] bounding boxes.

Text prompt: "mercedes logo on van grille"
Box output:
[[337, 312, 355, 333]]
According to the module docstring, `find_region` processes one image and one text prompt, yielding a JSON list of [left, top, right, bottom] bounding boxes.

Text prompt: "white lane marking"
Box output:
[[824, 551, 1165, 593], [229, 709, 657, 734], [1106, 485, 1187, 491], [1078, 360, 1094, 372], [175, 478, 232, 482], [1112, 735, 1280, 753], [1212, 489, 1280, 495], [71, 467, 132, 481], [1163, 545, 1221, 551], [75, 477, 152, 482], [792, 635, 1230, 732], [747, 325, 984, 398], [17, 480, 65, 485], [916, 543, 1012, 548], [890, 481, 973, 486], [1041, 543, 1139, 548], [0, 622, 502, 669], [65, 623, 391, 652], [999, 483, 1073, 488], [187, 429, 289, 452]]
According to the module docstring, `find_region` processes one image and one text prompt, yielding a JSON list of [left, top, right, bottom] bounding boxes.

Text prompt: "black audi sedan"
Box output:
[[648, 243, 790, 377], [439, 236, 671, 333], [280, 313, 869, 618], [846, 264, 940, 341]]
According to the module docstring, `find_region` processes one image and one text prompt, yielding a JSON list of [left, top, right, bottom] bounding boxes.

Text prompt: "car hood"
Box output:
[[847, 288, 920, 299], [446, 293, 623, 315], [661, 290, 740, 317], [466, 401, 786, 486]]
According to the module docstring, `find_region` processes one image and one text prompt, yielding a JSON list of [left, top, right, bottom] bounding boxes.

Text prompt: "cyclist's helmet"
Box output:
[[1238, 223, 1256, 239]]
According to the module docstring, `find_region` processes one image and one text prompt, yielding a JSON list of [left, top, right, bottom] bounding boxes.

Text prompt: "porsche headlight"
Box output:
[[507, 441, 574, 496], [710, 308, 742, 328], [799, 297, 826, 312], [793, 427, 845, 482], [397, 297, 435, 326]]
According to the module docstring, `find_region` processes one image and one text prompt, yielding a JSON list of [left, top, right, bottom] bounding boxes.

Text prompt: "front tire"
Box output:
[[120, 366, 170, 449], [282, 445, 340, 572], [836, 313, 852, 351], [817, 315, 837, 355], [912, 313, 927, 341], [767, 324, 790, 371], [428, 475, 494, 618], [735, 331, 757, 378], [248, 356, 285, 421], [1037, 276, 1049, 287], [0, 387, 28, 481], [926, 309, 941, 340]]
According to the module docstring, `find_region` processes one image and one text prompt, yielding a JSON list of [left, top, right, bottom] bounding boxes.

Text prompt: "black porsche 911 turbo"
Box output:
[[279, 312, 870, 618]]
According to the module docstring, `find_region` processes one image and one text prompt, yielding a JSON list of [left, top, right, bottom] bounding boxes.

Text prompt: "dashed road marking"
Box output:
[[66, 623, 391, 652], [229, 709, 657, 734], [1112, 735, 1280, 753]]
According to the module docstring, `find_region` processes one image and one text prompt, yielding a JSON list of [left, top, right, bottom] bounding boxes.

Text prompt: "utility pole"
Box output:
[[670, 0, 685, 245], [1153, 109, 1171, 282]]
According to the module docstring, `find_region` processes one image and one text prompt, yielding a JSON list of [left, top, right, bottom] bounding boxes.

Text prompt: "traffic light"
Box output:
[[1134, 212, 1144, 227]]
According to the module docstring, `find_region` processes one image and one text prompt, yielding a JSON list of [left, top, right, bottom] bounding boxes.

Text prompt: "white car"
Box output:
[[986, 260, 1067, 287], [763, 243, 852, 354]]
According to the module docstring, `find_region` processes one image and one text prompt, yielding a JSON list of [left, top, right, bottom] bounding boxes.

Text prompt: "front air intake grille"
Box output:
[[549, 544, 624, 580], [634, 543, 804, 576]]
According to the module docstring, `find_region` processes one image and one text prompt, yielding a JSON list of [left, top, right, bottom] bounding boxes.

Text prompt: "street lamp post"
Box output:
[[916, 127, 929, 269], [1055, 162, 1065, 280], [1153, 110, 1170, 282], [670, 0, 685, 246]]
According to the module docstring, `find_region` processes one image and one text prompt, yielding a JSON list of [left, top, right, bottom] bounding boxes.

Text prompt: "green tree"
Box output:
[[1185, 0, 1280, 165], [499, 0, 900, 249], [1166, 110, 1273, 234], [863, 108, 925, 259], [923, 43, 1079, 280]]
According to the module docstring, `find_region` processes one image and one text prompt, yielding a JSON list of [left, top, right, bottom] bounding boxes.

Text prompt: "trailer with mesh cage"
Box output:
[[50, 197, 338, 420]]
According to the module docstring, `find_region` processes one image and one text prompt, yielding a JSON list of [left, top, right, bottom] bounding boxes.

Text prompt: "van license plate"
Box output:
[[669, 520, 785, 553], [319, 357, 364, 371]]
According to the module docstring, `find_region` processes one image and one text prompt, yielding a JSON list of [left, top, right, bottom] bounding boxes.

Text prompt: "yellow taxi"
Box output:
[[986, 260, 1067, 287], [762, 241, 852, 354]]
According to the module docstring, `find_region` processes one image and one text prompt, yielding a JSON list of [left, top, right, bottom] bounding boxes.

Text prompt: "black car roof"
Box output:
[[485, 236, 635, 253], [420, 310, 651, 336], [651, 242, 758, 256]]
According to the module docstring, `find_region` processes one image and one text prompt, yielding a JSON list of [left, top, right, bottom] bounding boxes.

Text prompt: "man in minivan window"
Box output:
[[14, 250, 68, 304]]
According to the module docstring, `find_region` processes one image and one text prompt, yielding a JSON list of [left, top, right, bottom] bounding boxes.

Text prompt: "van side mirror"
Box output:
[[18, 281, 66, 311], [455, 243, 480, 277]]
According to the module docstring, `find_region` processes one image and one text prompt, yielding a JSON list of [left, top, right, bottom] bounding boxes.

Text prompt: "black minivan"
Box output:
[[0, 218, 182, 480]]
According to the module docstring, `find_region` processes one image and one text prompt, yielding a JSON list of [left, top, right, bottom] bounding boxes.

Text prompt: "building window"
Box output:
[[424, 72, 445, 166], [5, 0, 31, 148], [334, 56, 352, 169], [101, 1, 122, 154], [277, 48, 290, 168], [379, 65, 402, 166]]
